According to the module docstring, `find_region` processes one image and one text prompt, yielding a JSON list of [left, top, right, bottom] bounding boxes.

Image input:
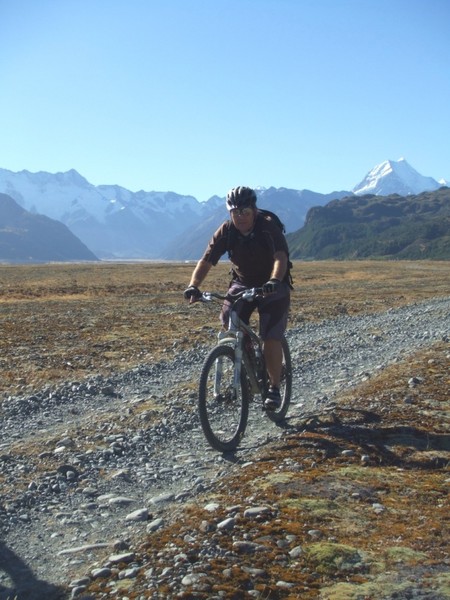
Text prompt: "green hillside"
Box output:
[[287, 187, 450, 260]]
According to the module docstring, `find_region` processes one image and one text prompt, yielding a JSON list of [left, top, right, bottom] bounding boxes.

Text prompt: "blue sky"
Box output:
[[1, 0, 449, 201]]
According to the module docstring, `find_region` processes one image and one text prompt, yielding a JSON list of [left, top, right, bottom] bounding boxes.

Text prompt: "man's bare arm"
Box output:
[[270, 251, 288, 282], [189, 259, 212, 288]]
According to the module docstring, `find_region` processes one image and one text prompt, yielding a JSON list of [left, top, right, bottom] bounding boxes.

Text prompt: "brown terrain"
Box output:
[[0, 260, 449, 599]]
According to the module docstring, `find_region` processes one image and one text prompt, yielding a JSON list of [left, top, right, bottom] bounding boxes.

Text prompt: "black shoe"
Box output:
[[264, 386, 281, 410]]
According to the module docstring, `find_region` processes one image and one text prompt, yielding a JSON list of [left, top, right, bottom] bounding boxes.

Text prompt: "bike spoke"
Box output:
[[198, 345, 249, 452]]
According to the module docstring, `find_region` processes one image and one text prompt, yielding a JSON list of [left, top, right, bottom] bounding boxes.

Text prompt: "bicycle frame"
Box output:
[[209, 290, 265, 399]]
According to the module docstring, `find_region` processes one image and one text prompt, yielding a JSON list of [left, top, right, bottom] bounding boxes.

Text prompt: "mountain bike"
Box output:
[[198, 287, 292, 452]]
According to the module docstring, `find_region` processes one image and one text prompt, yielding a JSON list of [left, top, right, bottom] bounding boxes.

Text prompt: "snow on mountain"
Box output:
[[0, 159, 446, 260], [353, 158, 442, 196], [0, 168, 210, 258], [0, 168, 206, 223], [0, 169, 127, 224], [162, 187, 351, 260]]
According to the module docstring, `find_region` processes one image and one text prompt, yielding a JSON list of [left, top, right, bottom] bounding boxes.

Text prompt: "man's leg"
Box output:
[[258, 282, 290, 409], [263, 338, 283, 388]]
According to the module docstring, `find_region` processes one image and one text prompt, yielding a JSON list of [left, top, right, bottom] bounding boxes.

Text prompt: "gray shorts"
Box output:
[[220, 281, 290, 341]]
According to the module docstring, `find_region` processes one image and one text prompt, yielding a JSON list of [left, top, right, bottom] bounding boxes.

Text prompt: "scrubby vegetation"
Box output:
[[1, 260, 449, 395], [0, 261, 448, 599], [288, 187, 450, 260]]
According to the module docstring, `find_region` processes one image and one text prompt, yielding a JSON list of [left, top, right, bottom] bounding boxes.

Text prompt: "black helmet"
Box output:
[[226, 186, 257, 210]]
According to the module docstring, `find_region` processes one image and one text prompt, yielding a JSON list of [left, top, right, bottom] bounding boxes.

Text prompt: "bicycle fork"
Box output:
[[214, 330, 243, 398]]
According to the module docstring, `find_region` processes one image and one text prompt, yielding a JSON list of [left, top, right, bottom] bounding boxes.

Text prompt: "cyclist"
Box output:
[[184, 186, 291, 410]]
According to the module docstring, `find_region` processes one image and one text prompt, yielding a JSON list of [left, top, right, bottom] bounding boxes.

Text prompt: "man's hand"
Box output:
[[184, 285, 202, 302], [262, 278, 280, 295]]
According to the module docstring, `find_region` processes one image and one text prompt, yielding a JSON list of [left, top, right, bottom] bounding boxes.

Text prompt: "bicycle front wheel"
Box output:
[[198, 345, 249, 452]]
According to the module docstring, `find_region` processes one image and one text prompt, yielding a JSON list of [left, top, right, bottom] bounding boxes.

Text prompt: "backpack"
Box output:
[[227, 208, 294, 288]]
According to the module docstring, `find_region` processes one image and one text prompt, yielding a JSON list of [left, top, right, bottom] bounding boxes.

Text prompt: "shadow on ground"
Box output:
[[0, 543, 66, 600]]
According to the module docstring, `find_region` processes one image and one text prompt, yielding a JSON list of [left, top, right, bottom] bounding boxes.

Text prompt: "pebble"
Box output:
[[147, 517, 164, 532], [91, 568, 112, 579], [307, 529, 322, 539], [342, 449, 355, 457], [148, 492, 175, 505], [0, 296, 448, 599], [217, 517, 235, 530], [107, 552, 135, 565], [232, 541, 269, 554], [243, 506, 271, 518], [108, 496, 136, 506], [125, 508, 149, 522], [58, 543, 110, 556], [289, 545, 303, 558]]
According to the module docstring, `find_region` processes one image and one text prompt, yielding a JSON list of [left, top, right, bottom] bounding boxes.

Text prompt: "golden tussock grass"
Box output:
[[0, 260, 449, 598], [1, 260, 449, 397]]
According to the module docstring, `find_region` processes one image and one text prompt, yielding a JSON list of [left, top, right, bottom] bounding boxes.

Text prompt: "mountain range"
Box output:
[[0, 193, 98, 262], [0, 158, 446, 261]]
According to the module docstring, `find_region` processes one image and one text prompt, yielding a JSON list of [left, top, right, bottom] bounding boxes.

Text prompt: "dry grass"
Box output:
[[1, 260, 449, 397], [82, 341, 449, 599], [0, 260, 449, 598]]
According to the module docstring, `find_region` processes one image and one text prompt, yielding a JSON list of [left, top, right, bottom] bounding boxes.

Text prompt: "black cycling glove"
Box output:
[[184, 285, 202, 301], [262, 278, 280, 295]]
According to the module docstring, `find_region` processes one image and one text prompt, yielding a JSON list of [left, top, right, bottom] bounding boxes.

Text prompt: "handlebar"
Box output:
[[201, 287, 264, 303]]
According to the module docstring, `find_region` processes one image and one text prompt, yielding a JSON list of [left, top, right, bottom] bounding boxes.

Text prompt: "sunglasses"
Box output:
[[230, 207, 254, 217]]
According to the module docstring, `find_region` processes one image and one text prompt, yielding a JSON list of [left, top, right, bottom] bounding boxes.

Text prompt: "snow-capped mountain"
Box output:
[[0, 168, 349, 259], [0, 168, 220, 258], [162, 187, 351, 260], [0, 159, 446, 260], [353, 158, 442, 196]]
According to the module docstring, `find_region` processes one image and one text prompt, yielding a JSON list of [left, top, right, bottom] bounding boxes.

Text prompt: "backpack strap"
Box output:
[[226, 220, 236, 259], [226, 216, 294, 289]]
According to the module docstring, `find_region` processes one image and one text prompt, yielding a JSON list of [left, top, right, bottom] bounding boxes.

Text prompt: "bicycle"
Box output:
[[198, 287, 292, 452]]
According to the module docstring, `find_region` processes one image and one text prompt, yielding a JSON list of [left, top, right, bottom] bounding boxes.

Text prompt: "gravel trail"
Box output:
[[0, 295, 448, 599]]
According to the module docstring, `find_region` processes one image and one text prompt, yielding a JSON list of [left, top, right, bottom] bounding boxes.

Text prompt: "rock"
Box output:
[[125, 508, 149, 521], [107, 552, 135, 565], [232, 541, 268, 554], [118, 567, 139, 579], [204, 502, 220, 512], [243, 506, 271, 518], [307, 529, 322, 539], [289, 545, 303, 558], [58, 543, 110, 555], [108, 496, 136, 507], [147, 517, 164, 532], [217, 517, 236, 530], [148, 492, 175, 505], [91, 568, 112, 579]]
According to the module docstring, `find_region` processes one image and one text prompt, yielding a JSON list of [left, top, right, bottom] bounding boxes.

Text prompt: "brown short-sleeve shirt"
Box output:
[[201, 213, 289, 287]]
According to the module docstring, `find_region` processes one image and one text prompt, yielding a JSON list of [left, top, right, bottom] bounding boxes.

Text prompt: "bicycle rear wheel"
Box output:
[[266, 336, 292, 423], [198, 345, 249, 452]]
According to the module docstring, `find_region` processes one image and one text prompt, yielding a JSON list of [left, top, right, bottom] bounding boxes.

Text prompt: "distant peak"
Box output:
[[55, 169, 89, 185], [353, 158, 441, 196]]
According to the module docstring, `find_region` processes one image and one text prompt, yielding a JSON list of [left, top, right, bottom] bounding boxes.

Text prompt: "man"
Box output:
[[184, 186, 291, 410]]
